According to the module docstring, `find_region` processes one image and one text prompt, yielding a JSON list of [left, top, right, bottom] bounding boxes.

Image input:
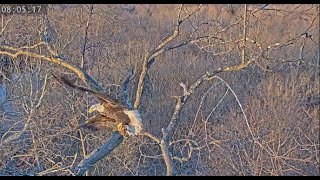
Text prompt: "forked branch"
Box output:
[[134, 4, 203, 109]]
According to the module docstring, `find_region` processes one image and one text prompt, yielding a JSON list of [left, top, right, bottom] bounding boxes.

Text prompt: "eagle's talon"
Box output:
[[116, 123, 123, 130], [116, 123, 128, 137]]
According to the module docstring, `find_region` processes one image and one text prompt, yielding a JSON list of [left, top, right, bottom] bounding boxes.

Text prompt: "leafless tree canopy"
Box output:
[[0, 4, 319, 176]]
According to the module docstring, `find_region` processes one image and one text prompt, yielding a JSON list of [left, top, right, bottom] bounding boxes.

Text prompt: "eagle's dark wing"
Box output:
[[81, 114, 117, 131], [114, 111, 131, 125], [53, 74, 122, 108]]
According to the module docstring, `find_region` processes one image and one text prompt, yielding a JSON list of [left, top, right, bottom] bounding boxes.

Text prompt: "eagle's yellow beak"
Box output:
[[88, 108, 94, 114]]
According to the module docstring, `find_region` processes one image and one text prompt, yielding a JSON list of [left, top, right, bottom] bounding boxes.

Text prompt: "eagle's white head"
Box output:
[[88, 104, 105, 113]]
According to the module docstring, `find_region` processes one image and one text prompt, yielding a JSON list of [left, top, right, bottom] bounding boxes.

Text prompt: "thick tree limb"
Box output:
[[73, 131, 124, 176], [160, 133, 174, 176], [0, 44, 103, 92], [120, 67, 134, 109]]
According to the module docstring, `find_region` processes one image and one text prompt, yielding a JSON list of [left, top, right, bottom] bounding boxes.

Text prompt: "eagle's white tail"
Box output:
[[123, 110, 143, 136]]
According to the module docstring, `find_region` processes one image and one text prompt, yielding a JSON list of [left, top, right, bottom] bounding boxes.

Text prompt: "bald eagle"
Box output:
[[53, 75, 143, 137]]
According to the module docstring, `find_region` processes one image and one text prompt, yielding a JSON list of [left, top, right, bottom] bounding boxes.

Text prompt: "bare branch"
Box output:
[[73, 131, 124, 176], [81, 4, 94, 69], [20, 42, 46, 49], [214, 76, 255, 139], [120, 67, 134, 109], [179, 82, 188, 94], [0, 45, 103, 92], [143, 132, 161, 144], [20, 41, 58, 58], [241, 4, 248, 64], [134, 4, 203, 109], [160, 129, 175, 176], [0, 14, 14, 36]]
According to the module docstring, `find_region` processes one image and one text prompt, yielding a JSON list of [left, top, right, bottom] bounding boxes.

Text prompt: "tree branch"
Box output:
[[120, 67, 134, 109], [241, 4, 247, 64], [80, 4, 94, 69], [0, 14, 14, 36], [143, 132, 161, 144], [73, 131, 124, 176], [0, 45, 103, 92]]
